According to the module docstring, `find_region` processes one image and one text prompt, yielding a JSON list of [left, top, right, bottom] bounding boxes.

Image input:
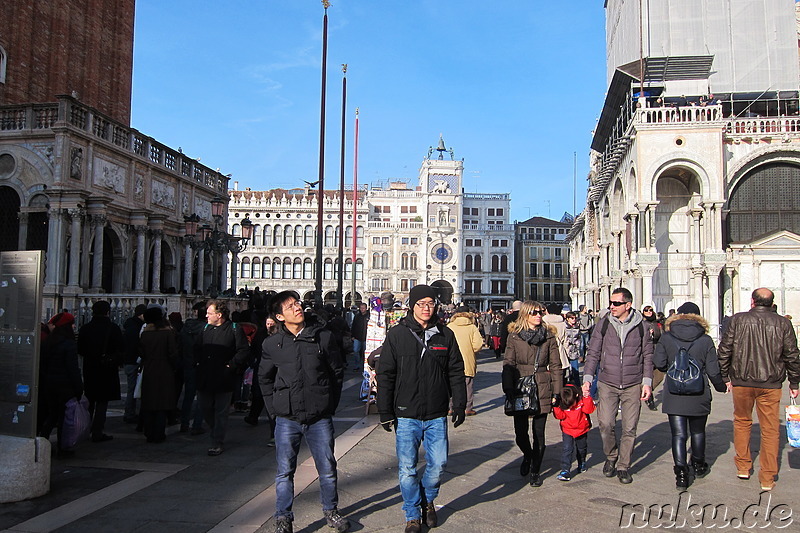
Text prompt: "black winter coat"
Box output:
[[122, 316, 144, 365], [139, 325, 179, 411], [194, 320, 250, 393], [259, 322, 344, 424], [40, 333, 83, 401], [653, 314, 727, 416], [377, 317, 466, 421], [77, 316, 124, 401]]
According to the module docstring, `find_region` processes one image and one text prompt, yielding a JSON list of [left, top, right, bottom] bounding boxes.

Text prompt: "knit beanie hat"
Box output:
[[676, 302, 701, 316], [49, 312, 75, 328], [408, 285, 437, 310]]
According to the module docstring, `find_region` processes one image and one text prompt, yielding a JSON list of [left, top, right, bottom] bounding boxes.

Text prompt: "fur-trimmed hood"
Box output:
[[664, 313, 709, 343]]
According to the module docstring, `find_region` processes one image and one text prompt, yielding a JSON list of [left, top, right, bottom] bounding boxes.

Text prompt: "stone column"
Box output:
[[183, 239, 193, 293], [151, 229, 163, 293], [196, 249, 206, 293], [640, 265, 657, 307], [67, 208, 84, 288], [90, 214, 106, 290], [134, 226, 147, 292], [706, 267, 722, 340], [17, 212, 29, 250], [44, 208, 66, 290], [230, 251, 239, 294], [691, 266, 705, 309]]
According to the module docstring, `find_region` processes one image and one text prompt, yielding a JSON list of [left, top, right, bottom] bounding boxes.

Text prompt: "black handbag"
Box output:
[[504, 374, 540, 416]]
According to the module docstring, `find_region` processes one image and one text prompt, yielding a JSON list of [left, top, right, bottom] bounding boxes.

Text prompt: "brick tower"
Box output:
[[0, 0, 135, 125]]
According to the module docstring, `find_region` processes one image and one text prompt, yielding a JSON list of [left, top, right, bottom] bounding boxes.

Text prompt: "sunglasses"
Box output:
[[643, 308, 653, 312], [609, 300, 628, 307], [530, 309, 545, 316]]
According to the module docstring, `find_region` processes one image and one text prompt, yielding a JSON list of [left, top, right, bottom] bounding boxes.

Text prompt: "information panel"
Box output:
[[0, 251, 43, 438]]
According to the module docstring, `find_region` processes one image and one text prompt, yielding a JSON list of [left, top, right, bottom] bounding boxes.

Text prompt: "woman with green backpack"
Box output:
[[653, 302, 728, 490]]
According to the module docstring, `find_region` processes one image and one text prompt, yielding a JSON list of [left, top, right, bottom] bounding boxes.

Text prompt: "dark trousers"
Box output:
[[88, 399, 109, 437], [668, 414, 707, 467], [143, 410, 168, 442], [560, 432, 588, 470], [513, 413, 548, 474]]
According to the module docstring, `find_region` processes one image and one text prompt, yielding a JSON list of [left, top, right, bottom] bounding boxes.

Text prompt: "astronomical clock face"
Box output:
[[431, 243, 453, 264]]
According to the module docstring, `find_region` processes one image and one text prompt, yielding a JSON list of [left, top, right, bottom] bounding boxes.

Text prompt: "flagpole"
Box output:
[[314, 1, 330, 309], [351, 108, 359, 304], [337, 64, 347, 309]]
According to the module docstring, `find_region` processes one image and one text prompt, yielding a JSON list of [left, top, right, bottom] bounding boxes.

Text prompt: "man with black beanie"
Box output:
[[377, 284, 466, 533]]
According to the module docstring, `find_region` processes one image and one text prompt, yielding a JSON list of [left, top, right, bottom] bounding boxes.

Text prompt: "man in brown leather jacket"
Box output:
[[718, 288, 800, 491]]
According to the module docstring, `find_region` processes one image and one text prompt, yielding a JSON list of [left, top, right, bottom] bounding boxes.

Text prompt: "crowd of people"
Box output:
[[34, 285, 800, 533]]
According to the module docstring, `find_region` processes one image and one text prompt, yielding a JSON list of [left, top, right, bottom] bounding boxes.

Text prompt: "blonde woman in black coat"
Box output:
[[503, 300, 563, 487], [653, 302, 727, 490]]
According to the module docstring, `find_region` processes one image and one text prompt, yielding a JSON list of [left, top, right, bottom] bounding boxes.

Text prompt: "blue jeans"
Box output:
[[180, 366, 204, 429], [352, 338, 366, 367], [561, 432, 588, 471], [197, 390, 232, 446], [395, 417, 449, 521], [124, 364, 139, 419], [274, 416, 339, 521]]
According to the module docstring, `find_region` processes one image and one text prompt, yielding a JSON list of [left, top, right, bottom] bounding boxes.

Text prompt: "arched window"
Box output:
[[491, 255, 499, 272], [355, 258, 364, 280], [372, 252, 380, 269], [401, 253, 409, 270], [303, 258, 313, 279], [252, 225, 261, 246], [475, 255, 482, 271], [324, 258, 333, 280], [304, 225, 314, 247], [345, 258, 352, 280], [294, 225, 302, 247], [465, 255, 473, 271], [293, 258, 302, 279], [284, 225, 293, 247], [232, 223, 241, 237], [272, 258, 281, 278], [356, 226, 364, 248], [500, 255, 509, 272], [345, 226, 353, 247], [0, 45, 7, 84], [381, 252, 389, 269], [335, 225, 341, 247], [241, 257, 251, 278], [325, 225, 334, 247], [252, 257, 261, 278], [263, 257, 271, 278], [410, 253, 418, 270], [263, 225, 272, 246], [282, 258, 292, 279], [273, 225, 283, 247]]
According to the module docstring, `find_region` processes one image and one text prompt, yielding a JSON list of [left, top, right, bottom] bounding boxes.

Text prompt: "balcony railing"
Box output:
[[724, 116, 800, 137], [636, 104, 723, 125], [0, 96, 228, 194], [462, 224, 515, 232], [367, 221, 424, 229]]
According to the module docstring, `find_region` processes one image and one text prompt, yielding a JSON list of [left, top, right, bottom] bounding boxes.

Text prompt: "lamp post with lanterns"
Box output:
[[184, 196, 253, 297]]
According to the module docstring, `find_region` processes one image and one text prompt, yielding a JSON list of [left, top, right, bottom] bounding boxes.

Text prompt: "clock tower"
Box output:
[[420, 136, 463, 304]]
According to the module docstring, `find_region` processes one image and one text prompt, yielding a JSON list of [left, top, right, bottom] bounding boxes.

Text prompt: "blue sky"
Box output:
[[131, 1, 607, 222]]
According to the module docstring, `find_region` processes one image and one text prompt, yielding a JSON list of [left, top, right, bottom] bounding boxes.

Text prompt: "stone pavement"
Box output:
[[2, 349, 798, 532]]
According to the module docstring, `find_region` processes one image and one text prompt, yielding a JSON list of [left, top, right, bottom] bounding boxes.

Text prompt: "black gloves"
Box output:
[[552, 394, 561, 408], [451, 409, 465, 428], [379, 413, 395, 432]]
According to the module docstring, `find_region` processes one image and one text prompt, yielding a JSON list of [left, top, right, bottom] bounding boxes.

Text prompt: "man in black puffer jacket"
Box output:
[[259, 291, 349, 533], [377, 285, 466, 533]]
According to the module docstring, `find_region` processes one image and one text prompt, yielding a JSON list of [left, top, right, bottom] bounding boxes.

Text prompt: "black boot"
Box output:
[[692, 458, 709, 478], [674, 465, 690, 490]]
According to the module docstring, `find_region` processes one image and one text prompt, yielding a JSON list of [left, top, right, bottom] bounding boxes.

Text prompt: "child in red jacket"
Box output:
[[552, 384, 595, 480]]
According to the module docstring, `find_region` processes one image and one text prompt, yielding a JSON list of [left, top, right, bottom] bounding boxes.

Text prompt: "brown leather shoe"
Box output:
[[465, 409, 477, 416], [404, 519, 421, 533], [423, 502, 437, 528]]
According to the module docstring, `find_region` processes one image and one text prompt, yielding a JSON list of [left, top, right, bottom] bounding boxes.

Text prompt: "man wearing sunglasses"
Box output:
[[582, 287, 654, 484], [377, 284, 466, 533]]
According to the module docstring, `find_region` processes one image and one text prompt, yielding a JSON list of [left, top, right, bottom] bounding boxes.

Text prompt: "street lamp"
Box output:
[[184, 196, 253, 297]]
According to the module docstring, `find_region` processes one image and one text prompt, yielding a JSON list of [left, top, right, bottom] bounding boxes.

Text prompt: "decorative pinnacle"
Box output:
[[322, 1, 330, 9], [342, 63, 347, 74]]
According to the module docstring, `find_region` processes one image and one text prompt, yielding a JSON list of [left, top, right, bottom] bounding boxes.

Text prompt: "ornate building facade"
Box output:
[[0, 1, 230, 322], [568, 0, 800, 337], [226, 138, 515, 309], [514, 216, 572, 307]]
